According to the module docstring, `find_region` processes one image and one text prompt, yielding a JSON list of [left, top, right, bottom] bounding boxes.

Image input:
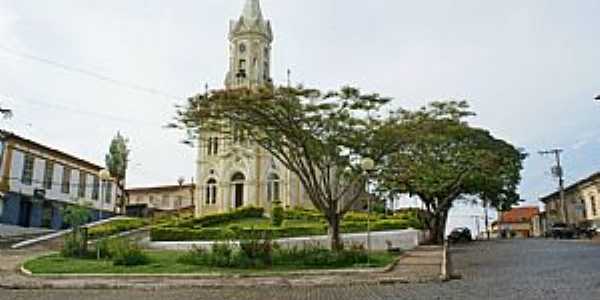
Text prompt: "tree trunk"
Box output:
[[327, 213, 343, 251], [429, 211, 449, 245]]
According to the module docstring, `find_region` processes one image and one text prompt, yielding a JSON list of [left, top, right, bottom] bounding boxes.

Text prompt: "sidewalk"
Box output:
[[0, 246, 442, 289]]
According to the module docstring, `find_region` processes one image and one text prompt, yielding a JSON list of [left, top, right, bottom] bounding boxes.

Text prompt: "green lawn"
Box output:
[[24, 251, 398, 275]]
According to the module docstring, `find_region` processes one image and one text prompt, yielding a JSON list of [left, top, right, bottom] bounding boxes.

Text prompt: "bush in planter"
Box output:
[[271, 201, 284, 227], [190, 207, 265, 227]]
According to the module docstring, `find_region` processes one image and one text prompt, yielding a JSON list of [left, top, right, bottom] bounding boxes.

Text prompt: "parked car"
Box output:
[[448, 227, 472, 243], [550, 223, 576, 239]]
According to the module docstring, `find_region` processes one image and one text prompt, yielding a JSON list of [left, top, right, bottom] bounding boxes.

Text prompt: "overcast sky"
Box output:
[[1, 0, 599, 207]]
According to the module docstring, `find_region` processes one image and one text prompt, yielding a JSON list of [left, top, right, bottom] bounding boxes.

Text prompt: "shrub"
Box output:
[[238, 229, 273, 268], [271, 201, 284, 227], [108, 238, 149, 266], [208, 242, 236, 267], [371, 219, 410, 231], [61, 233, 88, 258]]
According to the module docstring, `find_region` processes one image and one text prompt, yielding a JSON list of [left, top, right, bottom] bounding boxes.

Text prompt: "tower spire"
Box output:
[[242, 0, 263, 21]]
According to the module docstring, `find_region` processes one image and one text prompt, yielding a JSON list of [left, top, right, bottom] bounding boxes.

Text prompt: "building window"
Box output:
[[61, 166, 71, 194], [239, 59, 246, 76], [149, 195, 155, 207], [267, 173, 280, 202], [43, 160, 54, 190], [104, 181, 113, 204], [78, 172, 87, 198], [591, 196, 597, 217], [207, 137, 219, 156], [21, 153, 34, 185], [161, 195, 169, 208], [91, 175, 99, 200], [175, 196, 183, 209], [206, 179, 218, 205]]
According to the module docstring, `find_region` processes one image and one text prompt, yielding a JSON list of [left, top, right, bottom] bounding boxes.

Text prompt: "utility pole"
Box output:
[[484, 200, 490, 240], [539, 149, 568, 224]]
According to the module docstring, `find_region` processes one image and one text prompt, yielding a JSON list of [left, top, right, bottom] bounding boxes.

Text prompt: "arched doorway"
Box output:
[[231, 172, 246, 209]]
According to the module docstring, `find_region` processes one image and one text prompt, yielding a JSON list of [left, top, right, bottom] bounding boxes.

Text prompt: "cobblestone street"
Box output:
[[2, 239, 600, 299]]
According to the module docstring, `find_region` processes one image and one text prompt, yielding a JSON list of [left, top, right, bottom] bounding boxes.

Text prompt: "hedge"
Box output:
[[87, 218, 148, 240], [283, 209, 324, 222], [150, 227, 236, 242], [161, 207, 265, 228]]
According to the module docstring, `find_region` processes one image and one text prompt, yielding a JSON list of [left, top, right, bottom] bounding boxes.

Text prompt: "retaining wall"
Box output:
[[144, 229, 430, 251]]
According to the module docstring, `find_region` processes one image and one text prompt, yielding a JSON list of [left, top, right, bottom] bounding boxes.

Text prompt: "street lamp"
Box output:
[[595, 95, 600, 101], [98, 169, 111, 220], [360, 157, 375, 266]]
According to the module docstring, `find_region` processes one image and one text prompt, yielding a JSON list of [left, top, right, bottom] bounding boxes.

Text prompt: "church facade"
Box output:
[[194, 0, 313, 217]]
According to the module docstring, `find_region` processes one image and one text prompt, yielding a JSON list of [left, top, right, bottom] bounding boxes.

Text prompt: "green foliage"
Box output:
[[171, 86, 392, 251], [271, 201, 284, 227], [61, 233, 88, 258], [107, 238, 149, 266], [378, 101, 525, 243], [87, 218, 148, 240], [283, 209, 325, 222], [272, 243, 368, 268], [150, 227, 234, 242], [178, 207, 265, 228], [61, 202, 92, 258], [105, 132, 130, 181]]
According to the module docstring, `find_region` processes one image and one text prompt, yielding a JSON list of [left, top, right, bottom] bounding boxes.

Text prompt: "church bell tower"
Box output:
[[225, 0, 273, 89]]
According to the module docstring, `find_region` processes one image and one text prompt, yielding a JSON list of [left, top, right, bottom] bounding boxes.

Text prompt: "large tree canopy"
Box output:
[[171, 86, 390, 250], [378, 101, 526, 244]]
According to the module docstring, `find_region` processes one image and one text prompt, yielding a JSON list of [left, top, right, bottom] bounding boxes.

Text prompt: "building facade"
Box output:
[[195, 0, 312, 217], [540, 172, 600, 228], [127, 184, 195, 212], [492, 206, 540, 238], [0, 131, 117, 230]]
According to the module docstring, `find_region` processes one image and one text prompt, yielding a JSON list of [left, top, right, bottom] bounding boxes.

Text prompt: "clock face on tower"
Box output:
[[239, 43, 247, 53]]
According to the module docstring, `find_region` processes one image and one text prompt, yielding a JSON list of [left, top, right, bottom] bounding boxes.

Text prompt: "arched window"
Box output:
[[267, 173, 280, 202], [205, 179, 218, 205]]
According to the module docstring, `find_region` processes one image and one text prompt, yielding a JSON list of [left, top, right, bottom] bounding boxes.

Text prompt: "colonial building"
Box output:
[[127, 184, 195, 212], [492, 206, 540, 238], [195, 0, 312, 217], [0, 131, 117, 229], [540, 172, 600, 228]]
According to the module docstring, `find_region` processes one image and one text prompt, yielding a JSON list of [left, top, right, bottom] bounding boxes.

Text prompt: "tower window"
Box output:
[[206, 179, 218, 205], [207, 137, 219, 156], [238, 60, 246, 78]]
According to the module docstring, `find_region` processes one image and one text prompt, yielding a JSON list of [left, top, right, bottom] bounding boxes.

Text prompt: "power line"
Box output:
[[0, 92, 164, 128], [0, 44, 183, 101]]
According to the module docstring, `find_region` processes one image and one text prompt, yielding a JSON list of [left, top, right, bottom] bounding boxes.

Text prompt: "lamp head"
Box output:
[[360, 157, 375, 172], [99, 169, 111, 180]]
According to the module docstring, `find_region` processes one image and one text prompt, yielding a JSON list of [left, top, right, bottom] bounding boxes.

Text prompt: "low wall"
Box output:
[[144, 229, 430, 251]]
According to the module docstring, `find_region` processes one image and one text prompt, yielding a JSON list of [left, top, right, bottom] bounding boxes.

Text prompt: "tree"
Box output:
[[105, 132, 130, 213], [170, 86, 390, 251], [61, 202, 92, 257], [378, 101, 525, 244]]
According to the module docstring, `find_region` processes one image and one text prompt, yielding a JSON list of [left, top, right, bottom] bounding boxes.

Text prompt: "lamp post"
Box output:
[[97, 168, 111, 260], [98, 169, 111, 220], [360, 157, 375, 266], [595, 95, 600, 101]]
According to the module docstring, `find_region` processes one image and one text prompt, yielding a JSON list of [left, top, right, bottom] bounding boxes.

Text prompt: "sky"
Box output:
[[1, 0, 600, 220]]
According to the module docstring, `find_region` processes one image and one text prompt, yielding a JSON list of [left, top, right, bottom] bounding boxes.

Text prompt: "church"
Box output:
[[194, 0, 313, 217]]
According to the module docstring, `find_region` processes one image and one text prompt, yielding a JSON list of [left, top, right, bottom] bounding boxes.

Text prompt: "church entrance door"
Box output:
[[231, 173, 246, 209]]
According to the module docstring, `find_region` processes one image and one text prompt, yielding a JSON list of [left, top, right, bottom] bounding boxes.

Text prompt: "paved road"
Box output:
[[2, 239, 600, 300]]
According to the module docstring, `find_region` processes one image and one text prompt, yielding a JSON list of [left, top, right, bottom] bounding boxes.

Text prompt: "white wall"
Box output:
[[6, 146, 116, 212]]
